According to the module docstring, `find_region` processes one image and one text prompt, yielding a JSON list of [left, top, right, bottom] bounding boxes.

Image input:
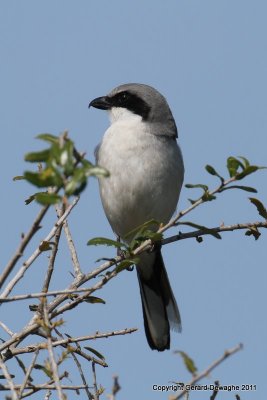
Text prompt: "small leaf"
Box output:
[[220, 185, 257, 193], [227, 156, 244, 177], [0, 374, 15, 379], [35, 192, 62, 205], [24, 149, 51, 163], [245, 227, 261, 240], [84, 346, 105, 361], [185, 183, 209, 191], [205, 165, 224, 182], [84, 296, 106, 304], [238, 156, 250, 168], [236, 165, 265, 180], [65, 168, 86, 196], [13, 175, 25, 181], [135, 230, 163, 242], [188, 198, 197, 205], [249, 198, 267, 219], [24, 168, 63, 188], [201, 192, 216, 202], [39, 241, 53, 251], [33, 364, 53, 379], [87, 237, 127, 249], [178, 221, 221, 239], [36, 133, 59, 144], [25, 194, 36, 205], [175, 351, 198, 376], [125, 219, 159, 240], [85, 166, 109, 178], [116, 258, 140, 273]]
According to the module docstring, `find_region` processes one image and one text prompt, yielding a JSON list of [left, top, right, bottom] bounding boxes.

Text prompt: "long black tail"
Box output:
[[136, 249, 181, 351]]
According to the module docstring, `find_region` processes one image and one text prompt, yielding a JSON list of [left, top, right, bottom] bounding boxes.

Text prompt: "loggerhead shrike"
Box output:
[[89, 83, 184, 351]]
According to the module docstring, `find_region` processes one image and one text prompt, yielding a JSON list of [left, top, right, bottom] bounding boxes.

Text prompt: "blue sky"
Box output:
[[0, 1, 266, 399]]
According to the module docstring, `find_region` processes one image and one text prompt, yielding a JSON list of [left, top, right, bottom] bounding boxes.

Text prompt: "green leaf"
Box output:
[[178, 221, 221, 239], [125, 219, 160, 240], [220, 185, 257, 193], [24, 168, 63, 188], [116, 258, 140, 273], [236, 165, 260, 180], [205, 165, 224, 182], [188, 198, 198, 205], [227, 156, 244, 177], [135, 230, 163, 242], [65, 168, 86, 195], [33, 364, 53, 379], [34, 192, 62, 205], [175, 351, 198, 376], [84, 296, 106, 304], [245, 227, 261, 240], [238, 156, 250, 168], [13, 175, 25, 181], [84, 346, 105, 361], [60, 140, 74, 174], [201, 192, 216, 202], [87, 237, 127, 249], [185, 183, 209, 191], [36, 133, 59, 144], [25, 194, 36, 205], [249, 198, 267, 219], [24, 149, 51, 163], [39, 241, 53, 251], [85, 166, 109, 178]]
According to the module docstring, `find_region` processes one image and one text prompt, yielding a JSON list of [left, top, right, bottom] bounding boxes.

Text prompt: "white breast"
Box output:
[[97, 112, 184, 240]]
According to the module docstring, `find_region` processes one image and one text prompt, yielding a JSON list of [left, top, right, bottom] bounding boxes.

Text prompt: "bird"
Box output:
[[89, 83, 184, 351]]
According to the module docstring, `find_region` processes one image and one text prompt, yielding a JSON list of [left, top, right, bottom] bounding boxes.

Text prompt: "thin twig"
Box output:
[[0, 320, 14, 336], [170, 343, 243, 400], [161, 220, 267, 246], [0, 205, 49, 289], [18, 349, 39, 398], [10, 328, 137, 357], [20, 372, 68, 398], [42, 301, 65, 400], [0, 197, 79, 299], [0, 384, 90, 391], [92, 362, 99, 400], [42, 208, 64, 293], [55, 202, 83, 278], [160, 176, 237, 234], [71, 352, 94, 400], [0, 355, 19, 400]]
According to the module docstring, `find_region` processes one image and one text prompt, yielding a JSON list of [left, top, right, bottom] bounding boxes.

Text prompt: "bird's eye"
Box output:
[[118, 92, 129, 104]]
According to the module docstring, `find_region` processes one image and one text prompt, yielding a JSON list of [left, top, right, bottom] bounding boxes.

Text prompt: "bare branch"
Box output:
[[0, 205, 49, 290], [0, 320, 14, 336], [71, 352, 94, 400], [92, 362, 99, 400], [18, 349, 39, 398], [0, 355, 19, 400], [42, 301, 65, 400], [10, 328, 137, 358], [56, 202, 83, 278], [42, 208, 64, 294], [0, 197, 79, 299]]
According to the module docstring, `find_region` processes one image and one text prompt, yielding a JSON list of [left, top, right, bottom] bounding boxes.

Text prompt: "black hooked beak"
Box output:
[[88, 96, 112, 110]]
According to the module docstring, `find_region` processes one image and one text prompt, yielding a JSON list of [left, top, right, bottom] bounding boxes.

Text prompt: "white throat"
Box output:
[[108, 107, 142, 124]]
